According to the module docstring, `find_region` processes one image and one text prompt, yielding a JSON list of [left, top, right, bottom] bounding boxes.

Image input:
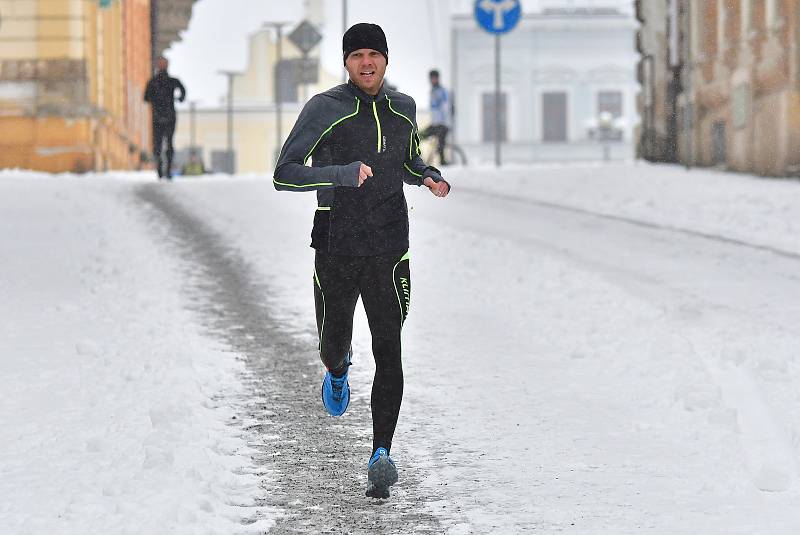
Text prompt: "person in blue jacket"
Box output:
[[419, 69, 452, 165]]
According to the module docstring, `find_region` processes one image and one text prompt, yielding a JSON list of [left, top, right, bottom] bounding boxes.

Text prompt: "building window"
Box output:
[[700, 0, 718, 58], [542, 92, 568, 142], [711, 120, 726, 165], [597, 91, 623, 119], [741, 0, 751, 39], [765, 0, 781, 28], [482, 92, 507, 142], [733, 85, 749, 129]]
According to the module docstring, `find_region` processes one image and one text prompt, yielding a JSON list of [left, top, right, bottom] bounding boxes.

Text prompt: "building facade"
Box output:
[[0, 0, 196, 173], [636, 0, 800, 177], [452, 1, 638, 163]]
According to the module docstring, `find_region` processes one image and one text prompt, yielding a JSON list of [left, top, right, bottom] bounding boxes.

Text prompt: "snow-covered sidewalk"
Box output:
[[0, 177, 271, 533], [448, 162, 800, 256]]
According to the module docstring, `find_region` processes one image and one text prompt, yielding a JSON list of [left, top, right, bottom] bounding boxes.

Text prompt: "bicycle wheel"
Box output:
[[446, 144, 467, 166]]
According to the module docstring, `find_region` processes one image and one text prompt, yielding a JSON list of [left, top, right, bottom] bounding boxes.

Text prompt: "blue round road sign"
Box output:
[[474, 0, 522, 34]]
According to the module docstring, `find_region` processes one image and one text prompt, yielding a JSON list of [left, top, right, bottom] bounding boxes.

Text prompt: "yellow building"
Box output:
[[0, 0, 152, 172]]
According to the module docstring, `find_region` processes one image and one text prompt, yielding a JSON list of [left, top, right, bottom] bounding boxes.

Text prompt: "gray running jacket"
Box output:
[[274, 81, 445, 256]]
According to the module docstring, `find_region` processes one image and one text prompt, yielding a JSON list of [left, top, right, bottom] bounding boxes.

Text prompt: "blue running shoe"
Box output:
[[321, 358, 351, 416], [365, 447, 398, 499]]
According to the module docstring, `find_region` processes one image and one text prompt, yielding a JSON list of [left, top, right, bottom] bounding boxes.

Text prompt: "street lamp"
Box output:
[[189, 100, 198, 150], [264, 22, 288, 167], [596, 111, 614, 162], [217, 70, 238, 174], [342, 0, 348, 83]]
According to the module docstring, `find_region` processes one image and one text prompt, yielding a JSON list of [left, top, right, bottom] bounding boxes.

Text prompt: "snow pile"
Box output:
[[0, 177, 272, 534], [448, 162, 800, 256]]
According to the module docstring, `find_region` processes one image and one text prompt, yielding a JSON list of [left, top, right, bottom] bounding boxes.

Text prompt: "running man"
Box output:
[[419, 69, 451, 165], [273, 23, 450, 499], [144, 57, 186, 180]]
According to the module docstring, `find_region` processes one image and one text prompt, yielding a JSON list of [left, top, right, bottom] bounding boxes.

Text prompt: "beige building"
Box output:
[[636, 0, 800, 177], [173, 18, 340, 175]]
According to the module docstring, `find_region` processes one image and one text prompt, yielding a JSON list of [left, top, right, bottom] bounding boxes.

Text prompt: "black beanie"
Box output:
[[342, 23, 388, 65]]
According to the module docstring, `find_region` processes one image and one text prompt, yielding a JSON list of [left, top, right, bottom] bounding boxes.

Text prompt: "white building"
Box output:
[[451, 0, 638, 163]]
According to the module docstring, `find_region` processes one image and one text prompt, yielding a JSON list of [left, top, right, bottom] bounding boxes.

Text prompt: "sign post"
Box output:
[[288, 20, 323, 104], [474, 0, 521, 167]]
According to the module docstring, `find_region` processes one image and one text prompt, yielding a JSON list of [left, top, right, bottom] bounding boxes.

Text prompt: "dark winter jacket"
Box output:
[[144, 71, 186, 123], [274, 81, 446, 256]]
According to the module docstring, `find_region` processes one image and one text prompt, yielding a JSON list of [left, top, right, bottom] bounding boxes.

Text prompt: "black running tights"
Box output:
[[313, 250, 410, 454], [152, 119, 176, 175]]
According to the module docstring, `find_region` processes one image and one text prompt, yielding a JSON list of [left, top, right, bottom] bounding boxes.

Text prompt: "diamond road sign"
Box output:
[[474, 0, 522, 34], [288, 20, 322, 55]]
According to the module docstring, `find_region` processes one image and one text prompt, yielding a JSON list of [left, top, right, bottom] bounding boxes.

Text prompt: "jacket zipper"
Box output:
[[372, 100, 382, 153]]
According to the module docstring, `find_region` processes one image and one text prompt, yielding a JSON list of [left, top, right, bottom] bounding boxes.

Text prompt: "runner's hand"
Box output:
[[423, 177, 449, 198], [358, 163, 372, 186]]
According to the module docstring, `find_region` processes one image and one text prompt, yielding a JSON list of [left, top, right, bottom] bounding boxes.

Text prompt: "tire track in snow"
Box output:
[[682, 335, 798, 493], [136, 184, 449, 534]]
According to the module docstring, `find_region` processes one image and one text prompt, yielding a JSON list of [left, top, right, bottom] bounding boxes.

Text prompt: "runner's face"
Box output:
[[345, 49, 386, 96]]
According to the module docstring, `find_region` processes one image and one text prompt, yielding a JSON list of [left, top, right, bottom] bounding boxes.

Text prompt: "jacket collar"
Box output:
[[346, 80, 386, 102]]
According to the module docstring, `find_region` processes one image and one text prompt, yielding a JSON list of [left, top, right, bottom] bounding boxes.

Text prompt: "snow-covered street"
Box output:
[[0, 177, 272, 533], [2, 163, 800, 534]]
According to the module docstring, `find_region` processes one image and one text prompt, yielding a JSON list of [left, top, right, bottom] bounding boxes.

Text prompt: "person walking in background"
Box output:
[[273, 23, 450, 499], [144, 57, 186, 180], [419, 69, 451, 165]]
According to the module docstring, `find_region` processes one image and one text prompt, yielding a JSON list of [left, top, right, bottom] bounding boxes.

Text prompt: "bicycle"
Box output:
[[418, 126, 468, 167]]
